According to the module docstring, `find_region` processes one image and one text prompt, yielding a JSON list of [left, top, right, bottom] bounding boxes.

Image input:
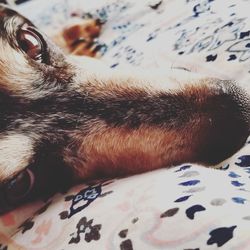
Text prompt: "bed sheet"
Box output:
[[1, 0, 250, 249]]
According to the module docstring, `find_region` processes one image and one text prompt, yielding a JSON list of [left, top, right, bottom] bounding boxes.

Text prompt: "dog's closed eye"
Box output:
[[17, 26, 48, 63]]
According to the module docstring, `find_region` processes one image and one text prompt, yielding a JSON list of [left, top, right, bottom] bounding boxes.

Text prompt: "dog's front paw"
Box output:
[[53, 18, 103, 57]]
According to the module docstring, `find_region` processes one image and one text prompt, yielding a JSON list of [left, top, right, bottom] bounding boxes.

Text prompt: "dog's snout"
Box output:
[[217, 80, 250, 129], [196, 80, 250, 164]]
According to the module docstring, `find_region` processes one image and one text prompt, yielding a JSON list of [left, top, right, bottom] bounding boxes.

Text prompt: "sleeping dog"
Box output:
[[0, 4, 249, 213]]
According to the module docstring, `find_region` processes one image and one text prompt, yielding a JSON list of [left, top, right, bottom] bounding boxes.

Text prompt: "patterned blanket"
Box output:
[[1, 0, 250, 249]]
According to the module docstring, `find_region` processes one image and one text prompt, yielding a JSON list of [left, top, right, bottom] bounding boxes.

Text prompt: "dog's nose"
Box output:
[[195, 80, 250, 164]]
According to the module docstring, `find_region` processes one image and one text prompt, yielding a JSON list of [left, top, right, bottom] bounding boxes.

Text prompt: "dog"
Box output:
[[0, 4, 249, 214]]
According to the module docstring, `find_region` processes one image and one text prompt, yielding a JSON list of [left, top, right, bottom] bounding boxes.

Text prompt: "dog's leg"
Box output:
[[53, 18, 102, 57]]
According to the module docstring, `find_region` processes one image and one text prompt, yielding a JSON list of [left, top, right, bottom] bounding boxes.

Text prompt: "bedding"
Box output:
[[1, 0, 250, 249]]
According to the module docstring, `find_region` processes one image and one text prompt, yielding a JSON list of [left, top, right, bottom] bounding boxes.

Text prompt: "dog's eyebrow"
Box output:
[[0, 5, 34, 48], [0, 133, 35, 181]]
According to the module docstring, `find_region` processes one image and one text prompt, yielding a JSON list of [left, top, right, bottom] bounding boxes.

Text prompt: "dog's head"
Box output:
[[0, 4, 78, 213], [0, 4, 249, 215]]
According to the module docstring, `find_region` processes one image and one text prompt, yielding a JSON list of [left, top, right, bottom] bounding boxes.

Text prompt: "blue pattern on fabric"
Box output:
[[174, 195, 192, 203], [231, 180, 245, 187], [232, 197, 247, 204], [235, 155, 250, 167], [185, 205, 206, 219], [175, 165, 192, 172], [179, 180, 200, 186], [68, 185, 102, 218], [207, 226, 237, 247], [228, 172, 241, 178]]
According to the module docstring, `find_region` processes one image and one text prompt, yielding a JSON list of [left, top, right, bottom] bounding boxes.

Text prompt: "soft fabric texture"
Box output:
[[1, 0, 250, 249]]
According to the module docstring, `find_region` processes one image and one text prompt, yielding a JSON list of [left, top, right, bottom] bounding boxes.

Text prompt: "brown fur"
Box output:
[[53, 19, 102, 56], [64, 125, 194, 179], [0, 4, 249, 213]]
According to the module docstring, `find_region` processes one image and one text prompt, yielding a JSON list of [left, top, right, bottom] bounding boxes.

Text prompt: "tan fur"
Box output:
[[64, 124, 195, 180], [0, 41, 42, 95], [0, 134, 34, 181]]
